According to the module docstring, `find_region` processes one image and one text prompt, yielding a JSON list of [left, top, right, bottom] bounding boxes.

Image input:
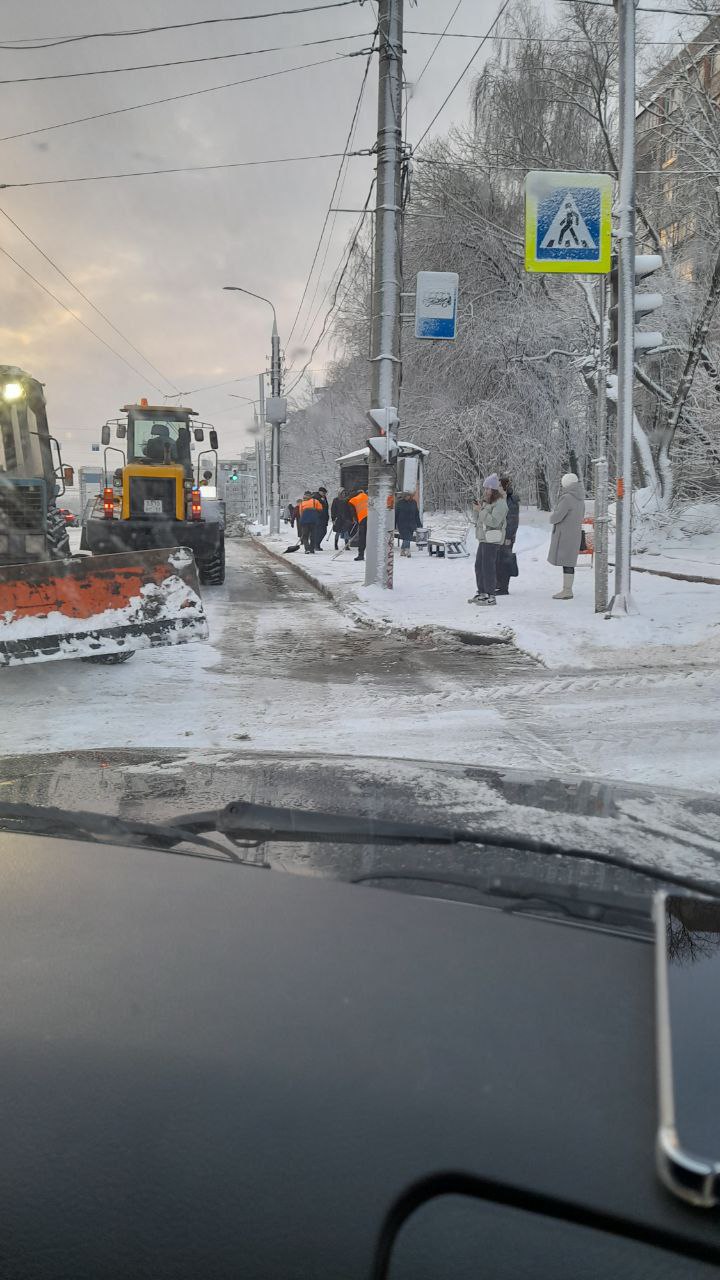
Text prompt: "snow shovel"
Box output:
[[331, 523, 358, 560], [0, 546, 209, 668]]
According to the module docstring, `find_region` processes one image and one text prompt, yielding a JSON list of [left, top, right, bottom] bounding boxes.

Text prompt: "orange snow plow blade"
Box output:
[[0, 546, 209, 667]]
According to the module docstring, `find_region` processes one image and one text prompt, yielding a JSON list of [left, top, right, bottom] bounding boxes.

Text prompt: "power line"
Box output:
[[180, 374, 263, 396], [0, 152, 370, 191], [556, 0, 719, 11], [406, 27, 705, 45], [0, 205, 180, 393], [0, 1, 364, 50], [286, 34, 377, 346], [297, 36, 377, 344], [414, 0, 513, 151], [0, 54, 360, 146], [407, 2, 464, 104], [0, 33, 373, 86], [286, 178, 375, 396], [0, 241, 169, 394]]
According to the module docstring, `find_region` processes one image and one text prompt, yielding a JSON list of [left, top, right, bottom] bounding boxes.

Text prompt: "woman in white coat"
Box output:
[[548, 473, 585, 599]]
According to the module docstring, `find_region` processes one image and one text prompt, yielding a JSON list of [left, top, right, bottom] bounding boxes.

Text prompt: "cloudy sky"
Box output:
[[0, 0, 511, 468]]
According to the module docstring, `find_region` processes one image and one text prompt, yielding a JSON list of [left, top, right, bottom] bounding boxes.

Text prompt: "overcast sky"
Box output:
[[0, 0, 689, 470], [0, 0, 510, 468]]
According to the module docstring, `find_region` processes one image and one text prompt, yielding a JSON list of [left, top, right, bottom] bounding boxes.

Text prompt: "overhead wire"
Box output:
[[404, 1, 464, 121], [0, 151, 367, 190], [406, 28, 704, 45], [0, 241, 170, 394], [0, 1, 364, 50], [0, 53, 364, 146], [296, 34, 377, 344], [286, 30, 378, 347], [0, 205, 180, 393], [413, 0, 513, 151], [286, 178, 375, 396], [0, 33, 373, 86], [555, 0, 720, 12]]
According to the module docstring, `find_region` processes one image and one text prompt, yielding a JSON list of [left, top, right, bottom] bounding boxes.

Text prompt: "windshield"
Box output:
[[0, 0, 718, 1002], [128, 415, 191, 466]]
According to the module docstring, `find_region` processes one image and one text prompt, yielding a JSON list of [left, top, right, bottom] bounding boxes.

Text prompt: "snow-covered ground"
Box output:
[[2, 532, 720, 793], [262, 507, 720, 670]]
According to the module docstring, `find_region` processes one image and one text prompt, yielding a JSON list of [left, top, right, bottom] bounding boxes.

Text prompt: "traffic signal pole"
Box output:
[[611, 0, 638, 614], [270, 318, 281, 536], [365, 0, 403, 590], [594, 277, 609, 613]]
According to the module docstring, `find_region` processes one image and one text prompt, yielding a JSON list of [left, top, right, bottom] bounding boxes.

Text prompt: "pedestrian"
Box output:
[[331, 488, 353, 549], [284, 501, 295, 525], [395, 491, 421, 557], [296, 489, 323, 554], [314, 486, 330, 550], [548, 472, 585, 599], [496, 474, 520, 596], [347, 486, 368, 562], [468, 473, 508, 607]]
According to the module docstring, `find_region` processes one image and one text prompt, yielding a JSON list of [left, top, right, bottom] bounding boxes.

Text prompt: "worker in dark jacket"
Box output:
[[296, 491, 323, 554], [347, 488, 368, 562], [496, 474, 520, 596], [395, 492, 421, 557], [313, 487, 330, 550], [331, 489, 354, 549]]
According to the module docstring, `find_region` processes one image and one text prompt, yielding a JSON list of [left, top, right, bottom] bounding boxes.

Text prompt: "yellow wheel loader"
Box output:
[[81, 400, 225, 585], [0, 370, 209, 668]]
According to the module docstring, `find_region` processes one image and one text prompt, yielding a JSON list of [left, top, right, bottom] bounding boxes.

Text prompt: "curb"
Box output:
[[612, 561, 720, 587], [250, 534, 517, 648]]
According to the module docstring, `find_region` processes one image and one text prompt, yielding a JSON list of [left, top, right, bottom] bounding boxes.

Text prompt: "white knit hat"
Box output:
[[561, 472, 579, 488], [483, 473, 501, 490]]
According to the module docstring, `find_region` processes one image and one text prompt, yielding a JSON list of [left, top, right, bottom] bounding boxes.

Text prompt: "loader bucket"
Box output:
[[0, 546, 209, 667]]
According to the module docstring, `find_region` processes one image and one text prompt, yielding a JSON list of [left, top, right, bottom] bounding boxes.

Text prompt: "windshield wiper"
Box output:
[[0, 801, 240, 862], [174, 800, 720, 897]]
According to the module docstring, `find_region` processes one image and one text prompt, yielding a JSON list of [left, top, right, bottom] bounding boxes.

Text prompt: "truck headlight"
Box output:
[[2, 381, 24, 402], [24, 534, 46, 555]]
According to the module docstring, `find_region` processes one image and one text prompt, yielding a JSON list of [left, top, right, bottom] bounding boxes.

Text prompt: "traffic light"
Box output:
[[608, 253, 663, 374], [230, 469, 239, 483]]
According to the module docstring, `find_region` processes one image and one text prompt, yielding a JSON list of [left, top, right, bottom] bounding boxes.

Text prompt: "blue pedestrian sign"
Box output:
[[525, 171, 612, 274], [414, 271, 459, 340]]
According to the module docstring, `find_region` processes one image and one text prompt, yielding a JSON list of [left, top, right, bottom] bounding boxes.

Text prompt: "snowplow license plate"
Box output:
[[0, 546, 209, 667], [144, 499, 164, 513]]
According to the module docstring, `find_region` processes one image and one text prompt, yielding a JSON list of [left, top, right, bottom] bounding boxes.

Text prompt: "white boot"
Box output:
[[553, 571, 574, 600]]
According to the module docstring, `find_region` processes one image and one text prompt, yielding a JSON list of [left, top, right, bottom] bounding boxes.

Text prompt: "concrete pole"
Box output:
[[611, 0, 637, 614], [258, 372, 268, 526], [365, 0, 403, 590], [269, 319, 281, 535], [594, 277, 609, 613]]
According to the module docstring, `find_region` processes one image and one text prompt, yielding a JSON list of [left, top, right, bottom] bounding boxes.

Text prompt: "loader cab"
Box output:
[[123, 404, 195, 479], [0, 367, 71, 565]]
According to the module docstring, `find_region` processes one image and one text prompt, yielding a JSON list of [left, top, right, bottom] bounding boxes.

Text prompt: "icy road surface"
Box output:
[[2, 538, 720, 791]]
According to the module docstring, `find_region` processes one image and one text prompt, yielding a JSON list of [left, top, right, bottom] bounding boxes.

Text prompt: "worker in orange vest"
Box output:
[[347, 487, 368, 562], [296, 490, 323, 554]]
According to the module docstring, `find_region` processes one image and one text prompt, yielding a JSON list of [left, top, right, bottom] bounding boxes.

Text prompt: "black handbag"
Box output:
[[509, 552, 519, 578]]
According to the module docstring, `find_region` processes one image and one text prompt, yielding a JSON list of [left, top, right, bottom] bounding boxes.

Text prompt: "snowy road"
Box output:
[[2, 537, 719, 791]]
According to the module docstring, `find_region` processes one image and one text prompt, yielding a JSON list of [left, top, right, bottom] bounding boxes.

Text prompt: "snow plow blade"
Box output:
[[0, 547, 209, 668]]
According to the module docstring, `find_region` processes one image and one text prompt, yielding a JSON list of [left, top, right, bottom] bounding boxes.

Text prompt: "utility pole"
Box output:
[[594, 277, 609, 612], [365, 0, 404, 590], [611, 0, 638, 614], [258, 371, 268, 525], [269, 317, 282, 535]]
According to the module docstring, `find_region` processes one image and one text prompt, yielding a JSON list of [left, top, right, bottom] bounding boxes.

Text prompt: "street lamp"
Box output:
[[223, 286, 284, 534]]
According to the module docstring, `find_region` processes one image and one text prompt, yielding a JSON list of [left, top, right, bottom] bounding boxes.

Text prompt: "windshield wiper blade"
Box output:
[[174, 800, 720, 897], [0, 801, 239, 862]]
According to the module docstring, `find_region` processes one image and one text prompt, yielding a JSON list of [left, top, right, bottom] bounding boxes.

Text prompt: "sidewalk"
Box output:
[[256, 509, 720, 671]]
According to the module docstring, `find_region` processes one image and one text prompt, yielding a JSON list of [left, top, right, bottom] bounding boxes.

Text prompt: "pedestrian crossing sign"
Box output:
[[524, 170, 613, 274]]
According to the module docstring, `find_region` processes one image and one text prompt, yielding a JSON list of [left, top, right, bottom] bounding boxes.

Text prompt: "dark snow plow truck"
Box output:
[[0, 369, 209, 668], [81, 400, 225, 585]]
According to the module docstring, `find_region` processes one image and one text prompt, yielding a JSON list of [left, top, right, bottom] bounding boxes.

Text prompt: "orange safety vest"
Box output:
[[348, 491, 368, 523], [297, 497, 322, 515]]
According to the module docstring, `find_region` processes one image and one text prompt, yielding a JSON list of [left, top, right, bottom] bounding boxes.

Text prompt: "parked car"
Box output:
[[57, 507, 79, 527]]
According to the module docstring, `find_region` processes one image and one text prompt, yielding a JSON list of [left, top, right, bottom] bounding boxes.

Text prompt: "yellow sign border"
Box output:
[[525, 171, 613, 275]]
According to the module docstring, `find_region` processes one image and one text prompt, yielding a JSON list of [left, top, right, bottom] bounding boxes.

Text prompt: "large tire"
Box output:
[[46, 503, 71, 560], [198, 541, 225, 586]]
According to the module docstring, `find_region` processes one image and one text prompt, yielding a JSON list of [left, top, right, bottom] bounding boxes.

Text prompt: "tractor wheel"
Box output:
[[199, 542, 225, 586], [46, 504, 71, 560], [82, 651, 135, 665]]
